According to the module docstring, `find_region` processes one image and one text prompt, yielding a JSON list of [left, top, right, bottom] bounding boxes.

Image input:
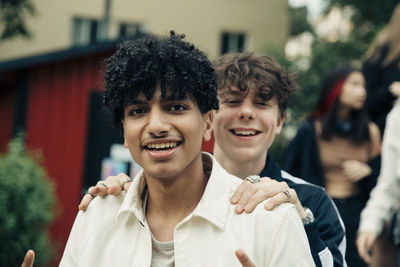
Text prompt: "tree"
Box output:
[[0, 0, 35, 41], [267, 0, 398, 163], [0, 133, 56, 266]]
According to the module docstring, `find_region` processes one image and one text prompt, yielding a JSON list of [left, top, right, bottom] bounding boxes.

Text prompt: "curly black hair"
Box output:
[[213, 52, 297, 117], [103, 31, 219, 129]]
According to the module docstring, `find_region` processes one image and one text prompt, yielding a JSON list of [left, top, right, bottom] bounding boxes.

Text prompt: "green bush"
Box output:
[[0, 133, 56, 266]]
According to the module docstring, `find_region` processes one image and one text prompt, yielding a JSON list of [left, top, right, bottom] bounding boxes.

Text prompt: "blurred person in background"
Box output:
[[79, 52, 347, 267], [283, 65, 382, 267], [362, 3, 400, 135], [357, 81, 400, 267]]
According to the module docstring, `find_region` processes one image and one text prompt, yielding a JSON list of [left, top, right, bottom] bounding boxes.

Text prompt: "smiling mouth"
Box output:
[[229, 129, 260, 136], [144, 141, 181, 151]]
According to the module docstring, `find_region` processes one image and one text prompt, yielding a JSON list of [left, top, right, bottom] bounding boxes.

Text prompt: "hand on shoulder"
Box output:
[[78, 173, 133, 211], [231, 177, 308, 219]]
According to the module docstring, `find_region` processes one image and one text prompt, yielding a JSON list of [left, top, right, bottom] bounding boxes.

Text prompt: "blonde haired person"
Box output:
[[362, 3, 400, 135]]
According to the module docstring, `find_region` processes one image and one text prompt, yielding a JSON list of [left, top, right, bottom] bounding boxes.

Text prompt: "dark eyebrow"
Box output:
[[164, 94, 189, 101], [128, 99, 147, 105]]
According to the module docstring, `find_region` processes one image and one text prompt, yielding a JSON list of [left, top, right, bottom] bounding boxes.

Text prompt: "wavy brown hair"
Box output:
[[213, 52, 297, 117]]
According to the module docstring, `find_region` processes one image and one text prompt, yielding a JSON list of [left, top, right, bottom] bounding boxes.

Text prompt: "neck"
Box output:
[[337, 106, 351, 120], [144, 153, 208, 242], [145, 153, 207, 220], [213, 145, 266, 179]]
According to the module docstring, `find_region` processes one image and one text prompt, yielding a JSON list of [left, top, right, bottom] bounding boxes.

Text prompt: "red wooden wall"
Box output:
[[0, 47, 216, 262], [24, 53, 109, 259]]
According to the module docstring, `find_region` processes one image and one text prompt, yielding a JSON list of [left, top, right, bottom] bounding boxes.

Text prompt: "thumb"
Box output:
[[21, 250, 35, 267], [235, 249, 256, 267]]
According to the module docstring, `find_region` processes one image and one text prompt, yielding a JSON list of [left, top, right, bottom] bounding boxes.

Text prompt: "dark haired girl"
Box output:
[[283, 66, 381, 267]]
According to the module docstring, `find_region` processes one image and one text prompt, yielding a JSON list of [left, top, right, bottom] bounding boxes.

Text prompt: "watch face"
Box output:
[[302, 208, 315, 225]]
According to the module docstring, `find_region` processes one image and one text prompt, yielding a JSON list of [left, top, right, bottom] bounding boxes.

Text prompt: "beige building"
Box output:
[[0, 0, 289, 62]]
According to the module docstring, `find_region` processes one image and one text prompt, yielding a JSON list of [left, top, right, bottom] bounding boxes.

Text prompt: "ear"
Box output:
[[202, 111, 213, 142], [275, 114, 285, 135]]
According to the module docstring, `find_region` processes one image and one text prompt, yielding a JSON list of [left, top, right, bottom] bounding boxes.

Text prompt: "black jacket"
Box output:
[[262, 155, 346, 267]]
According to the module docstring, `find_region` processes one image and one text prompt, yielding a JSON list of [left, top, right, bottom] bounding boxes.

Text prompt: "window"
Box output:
[[119, 23, 146, 38], [220, 32, 246, 55], [72, 18, 106, 46]]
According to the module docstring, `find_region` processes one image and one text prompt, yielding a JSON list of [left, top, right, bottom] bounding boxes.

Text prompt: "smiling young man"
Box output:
[[211, 53, 346, 267], [55, 33, 315, 267]]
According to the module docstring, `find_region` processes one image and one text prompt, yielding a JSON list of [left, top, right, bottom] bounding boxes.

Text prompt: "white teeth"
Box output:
[[146, 142, 177, 150], [234, 130, 256, 136]]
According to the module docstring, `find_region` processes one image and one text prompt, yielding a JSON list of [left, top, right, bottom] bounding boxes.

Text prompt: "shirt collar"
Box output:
[[116, 152, 234, 230], [191, 153, 233, 230], [116, 169, 147, 225]]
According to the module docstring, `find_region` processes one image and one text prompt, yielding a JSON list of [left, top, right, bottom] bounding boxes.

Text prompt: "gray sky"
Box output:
[[289, 0, 325, 20]]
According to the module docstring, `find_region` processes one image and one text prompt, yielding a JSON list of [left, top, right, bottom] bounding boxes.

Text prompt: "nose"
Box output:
[[237, 103, 256, 120], [147, 108, 170, 137]]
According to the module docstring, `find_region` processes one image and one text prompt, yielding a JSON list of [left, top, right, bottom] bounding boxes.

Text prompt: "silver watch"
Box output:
[[301, 207, 315, 225]]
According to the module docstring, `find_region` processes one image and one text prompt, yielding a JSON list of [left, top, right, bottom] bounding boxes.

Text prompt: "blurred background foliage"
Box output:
[[0, 0, 35, 40], [268, 0, 399, 163], [0, 133, 56, 266]]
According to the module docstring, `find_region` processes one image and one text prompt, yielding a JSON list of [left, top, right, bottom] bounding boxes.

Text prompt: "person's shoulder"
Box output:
[[236, 197, 297, 223], [297, 119, 315, 133], [388, 103, 400, 121], [385, 103, 400, 137], [81, 193, 126, 222], [280, 170, 324, 192]]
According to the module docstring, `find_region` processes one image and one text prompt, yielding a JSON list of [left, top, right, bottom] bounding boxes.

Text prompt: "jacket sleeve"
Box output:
[[283, 121, 325, 187], [357, 155, 381, 202], [305, 188, 346, 267], [359, 105, 400, 233]]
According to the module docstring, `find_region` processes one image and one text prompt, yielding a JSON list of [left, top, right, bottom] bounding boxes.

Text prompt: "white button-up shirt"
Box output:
[[359, 102, 400, 234], [60, 153, 314, 267]]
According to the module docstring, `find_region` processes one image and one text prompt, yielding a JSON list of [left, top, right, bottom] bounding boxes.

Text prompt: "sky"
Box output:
[[289, 0, 325, 21]]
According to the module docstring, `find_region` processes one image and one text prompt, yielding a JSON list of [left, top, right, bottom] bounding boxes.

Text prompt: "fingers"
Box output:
[[264, 188, 296, 210], [389, 81, 400, 97], [235, 249, 256, 267], [233, 178, 274, 213], [234, 181, 259, 213], [231, 180, 252, 204], [21, 250, 35, 267], [234, 178, 296, 214], [116, 173, 132, 193], [78, 173, 131, 211], [356, 232, 376, 264], [78, 193, 94, 211], [92, 181, 109, 197], [342, 160, 371, 181]]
